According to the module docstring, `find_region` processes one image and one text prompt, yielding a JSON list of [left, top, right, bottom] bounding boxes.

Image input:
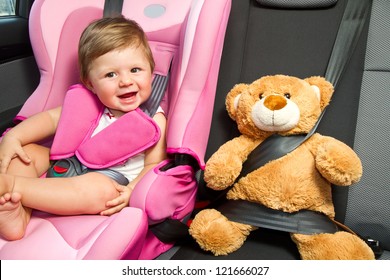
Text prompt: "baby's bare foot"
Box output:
[[0, 192, 31, 240]]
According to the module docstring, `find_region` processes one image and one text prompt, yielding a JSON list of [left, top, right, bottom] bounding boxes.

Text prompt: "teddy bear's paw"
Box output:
[[291, 232, 375, 260], [189, 209, 253, 256], [316, 141, 363, 186], [204, 160, 241, 190]]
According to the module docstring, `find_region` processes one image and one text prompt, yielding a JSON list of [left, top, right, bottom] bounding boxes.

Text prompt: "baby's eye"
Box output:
[[105, 72, 116, 78], [131, 67, 141, 73]]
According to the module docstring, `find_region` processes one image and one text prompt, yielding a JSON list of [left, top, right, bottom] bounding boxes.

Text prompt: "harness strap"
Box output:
[[141, 72, 170, 117], [103, 0, 124, 17], [47, 156, 130, 186]]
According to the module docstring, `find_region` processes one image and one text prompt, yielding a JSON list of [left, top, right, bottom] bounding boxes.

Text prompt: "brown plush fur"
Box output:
[[189, 75, 374, 259]]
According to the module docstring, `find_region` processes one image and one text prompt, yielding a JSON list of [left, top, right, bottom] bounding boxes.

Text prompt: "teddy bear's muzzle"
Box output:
[[251, 94, 300, 132]]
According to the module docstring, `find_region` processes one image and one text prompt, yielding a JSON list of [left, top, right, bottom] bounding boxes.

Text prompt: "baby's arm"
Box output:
[[0, 107, 61, 173], [100, 112, 167, 216]]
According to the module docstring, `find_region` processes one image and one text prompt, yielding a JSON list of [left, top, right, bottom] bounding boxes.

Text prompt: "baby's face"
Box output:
[[86, 46, 153, 118]]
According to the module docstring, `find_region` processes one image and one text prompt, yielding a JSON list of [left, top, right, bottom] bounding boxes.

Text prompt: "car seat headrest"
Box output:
[[256, 0, 338, 9]]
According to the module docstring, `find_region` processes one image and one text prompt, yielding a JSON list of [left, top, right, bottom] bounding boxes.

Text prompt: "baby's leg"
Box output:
[[12, 172, 121, 215], [0, 171, 121, 240]]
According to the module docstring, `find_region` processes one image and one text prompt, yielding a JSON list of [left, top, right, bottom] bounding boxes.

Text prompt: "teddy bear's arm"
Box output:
[[314, 135, 363, 186], [204, 135, 261, 190]]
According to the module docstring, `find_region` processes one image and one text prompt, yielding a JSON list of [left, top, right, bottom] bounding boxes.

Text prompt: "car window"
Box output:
[[0, 0, 16, 16]]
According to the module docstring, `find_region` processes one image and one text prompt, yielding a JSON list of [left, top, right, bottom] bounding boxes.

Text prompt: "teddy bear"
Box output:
[[189, 74, 375, 260]]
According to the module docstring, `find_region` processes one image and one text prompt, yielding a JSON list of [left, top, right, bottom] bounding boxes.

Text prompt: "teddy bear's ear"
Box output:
[[225, 83, 248, 120], [304, 76, 334, 111]]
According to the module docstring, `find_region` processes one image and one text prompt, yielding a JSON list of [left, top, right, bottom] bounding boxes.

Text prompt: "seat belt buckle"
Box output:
[[364, 237, 383, 259]]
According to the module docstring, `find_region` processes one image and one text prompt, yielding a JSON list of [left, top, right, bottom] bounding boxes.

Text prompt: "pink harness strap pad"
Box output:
[[50, 84, 102, 160], [77, 108, 160, 169], [50, 84, 161, 169]]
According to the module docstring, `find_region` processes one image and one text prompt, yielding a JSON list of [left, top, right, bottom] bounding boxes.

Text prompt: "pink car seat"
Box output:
[[0, 0, 231, 259]]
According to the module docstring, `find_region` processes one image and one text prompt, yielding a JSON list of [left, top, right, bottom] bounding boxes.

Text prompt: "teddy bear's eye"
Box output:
[[259, 93, 264, 99], [284, 93, 291, 99]]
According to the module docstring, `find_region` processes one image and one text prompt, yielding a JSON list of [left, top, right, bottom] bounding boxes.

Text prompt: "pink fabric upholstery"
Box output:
[[130, 160, 198, 259], [0, 208, 148, 259], [0, 0, 231, 259], [131, 160, 197, 223]]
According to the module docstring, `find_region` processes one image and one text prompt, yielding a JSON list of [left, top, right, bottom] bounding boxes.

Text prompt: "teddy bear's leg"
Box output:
[[291, 232, 375, 260], [189, 208, 256, 256]]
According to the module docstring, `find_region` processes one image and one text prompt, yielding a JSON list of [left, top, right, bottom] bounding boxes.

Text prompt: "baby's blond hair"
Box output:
[[78, 17, 155, 85]]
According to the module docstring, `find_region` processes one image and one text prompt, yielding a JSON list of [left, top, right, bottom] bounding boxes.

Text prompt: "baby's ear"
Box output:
[[84, 80, 95, 93], [304, 76, 334, 111], [225, 83, 248, 120]]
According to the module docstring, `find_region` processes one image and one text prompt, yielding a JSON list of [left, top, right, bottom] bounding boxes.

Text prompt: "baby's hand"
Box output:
[[0, 135, 31, 173], [100, 183, 132, 216]]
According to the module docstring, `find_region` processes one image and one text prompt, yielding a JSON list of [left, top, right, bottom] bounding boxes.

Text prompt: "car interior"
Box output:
[[0, 0, 388, 260]]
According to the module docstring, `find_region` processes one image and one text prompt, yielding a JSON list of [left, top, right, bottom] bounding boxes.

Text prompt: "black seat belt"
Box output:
[[219, 200, 339, 234], [103, 0, 170, 118]]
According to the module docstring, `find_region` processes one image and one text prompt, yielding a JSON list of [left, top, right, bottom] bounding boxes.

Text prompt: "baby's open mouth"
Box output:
[[119, 92, 136, 99]]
